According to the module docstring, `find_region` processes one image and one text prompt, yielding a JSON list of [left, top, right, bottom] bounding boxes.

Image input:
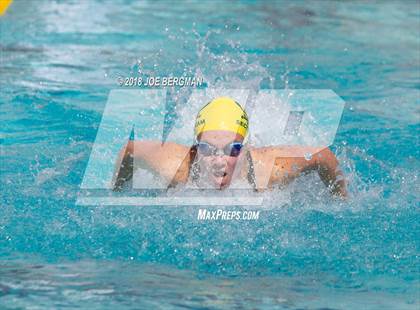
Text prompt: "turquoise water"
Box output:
[[1, 1, 419, 309]]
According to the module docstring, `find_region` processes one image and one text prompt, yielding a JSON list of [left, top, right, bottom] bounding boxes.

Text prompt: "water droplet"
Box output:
[[304, 152, 312, 161]]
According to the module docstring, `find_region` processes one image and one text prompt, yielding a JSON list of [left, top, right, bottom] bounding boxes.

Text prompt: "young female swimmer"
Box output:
[[113, 97, 347, 197]]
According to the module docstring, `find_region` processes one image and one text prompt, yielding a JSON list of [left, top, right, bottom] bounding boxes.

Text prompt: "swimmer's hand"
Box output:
[[314, 147, 348, 199]]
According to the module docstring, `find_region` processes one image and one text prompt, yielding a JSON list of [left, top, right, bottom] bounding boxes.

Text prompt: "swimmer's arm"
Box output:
[[112, 140, 191, 190], [266, 146, 347, 198]]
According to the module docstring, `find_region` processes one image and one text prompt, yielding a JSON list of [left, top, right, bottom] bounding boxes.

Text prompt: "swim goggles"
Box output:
[[195, 141, 243, 157]]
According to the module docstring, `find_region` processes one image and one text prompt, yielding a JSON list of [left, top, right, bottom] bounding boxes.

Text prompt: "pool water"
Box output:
[[1, 1, 419, 309]]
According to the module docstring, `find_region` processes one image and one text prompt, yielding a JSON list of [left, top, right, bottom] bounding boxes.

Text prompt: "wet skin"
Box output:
[[194, 131, 246, 189], [113, 132, 347, 197]]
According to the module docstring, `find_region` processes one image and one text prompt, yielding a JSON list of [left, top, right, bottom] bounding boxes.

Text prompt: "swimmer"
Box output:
[[113, 97, 347, 197]]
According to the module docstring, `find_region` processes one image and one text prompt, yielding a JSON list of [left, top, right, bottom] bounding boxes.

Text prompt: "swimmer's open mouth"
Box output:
[[212, 171, 227, 177]]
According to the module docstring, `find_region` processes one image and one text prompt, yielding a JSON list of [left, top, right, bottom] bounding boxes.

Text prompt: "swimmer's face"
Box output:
[[195, 130, 245, 189]]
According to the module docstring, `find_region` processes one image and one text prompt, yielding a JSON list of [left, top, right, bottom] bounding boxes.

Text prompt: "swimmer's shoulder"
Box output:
[[246, 145, 326, 188], [247, 145, 290, 167], [131, 140, 192, 185], [132, 140, 190, 157], [248, 145, 327, 163], [246, 146, 286, 189]]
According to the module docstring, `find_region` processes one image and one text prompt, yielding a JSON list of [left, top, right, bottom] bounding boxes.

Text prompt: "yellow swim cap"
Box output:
[[194, 97, 249, 138]]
